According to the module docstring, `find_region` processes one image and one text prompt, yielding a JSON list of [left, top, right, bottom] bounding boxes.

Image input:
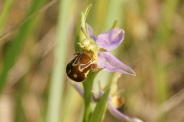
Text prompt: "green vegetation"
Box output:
[[0, 0, 183, 122]]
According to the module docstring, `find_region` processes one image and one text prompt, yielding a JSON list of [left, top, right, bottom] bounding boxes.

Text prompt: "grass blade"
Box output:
[[0, 0, 45, 94], [45, 0, 71, 122], [0, 0, 13, 31]]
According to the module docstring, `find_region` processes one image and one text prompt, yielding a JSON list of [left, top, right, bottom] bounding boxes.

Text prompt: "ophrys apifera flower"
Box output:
[[66, 5, 135, 82], [66, 23, 135, 82]]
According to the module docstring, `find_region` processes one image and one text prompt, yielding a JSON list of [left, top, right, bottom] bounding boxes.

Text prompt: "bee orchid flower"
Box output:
[[67, 5, 141, 122], [73, 84, 142, 122], [66, 23, 136, 82], [85, 24, 136, 76], [66, 4, 135, 82]]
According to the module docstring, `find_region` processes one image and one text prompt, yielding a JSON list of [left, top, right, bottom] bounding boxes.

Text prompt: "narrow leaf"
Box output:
[[89, 89, 110, 122], [0, 0, 13, 31], [0, 0, 45, 94]]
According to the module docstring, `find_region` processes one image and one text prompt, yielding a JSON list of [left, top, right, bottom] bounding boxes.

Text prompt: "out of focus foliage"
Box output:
[[0, 0, 184, 122]]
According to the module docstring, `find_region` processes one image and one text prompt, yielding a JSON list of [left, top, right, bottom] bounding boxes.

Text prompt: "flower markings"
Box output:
[[66, 52, 94, 82], [66, 23, 136, 82], [67, 5, 139, 122]]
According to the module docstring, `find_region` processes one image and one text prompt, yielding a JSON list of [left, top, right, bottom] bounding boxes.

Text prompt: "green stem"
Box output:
[[82, 72, 96, 122]]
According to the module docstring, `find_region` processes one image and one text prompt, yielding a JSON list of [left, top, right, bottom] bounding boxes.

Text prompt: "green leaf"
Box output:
[[89, 89, 110, 122]]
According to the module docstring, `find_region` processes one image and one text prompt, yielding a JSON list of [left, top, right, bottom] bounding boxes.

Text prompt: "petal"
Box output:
[[97, 52, 136, 76], [108, 98, 143, 122], [96, 28, 124, 51], [86, 23, 96, 40], [72, 84, 84, 97]]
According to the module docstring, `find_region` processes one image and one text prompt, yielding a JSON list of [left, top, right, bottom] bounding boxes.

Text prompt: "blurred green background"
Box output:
[[0, 0, 184, 122]]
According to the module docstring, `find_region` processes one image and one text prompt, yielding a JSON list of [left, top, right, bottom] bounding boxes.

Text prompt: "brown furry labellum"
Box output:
[[66, 52, 94, 82]]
